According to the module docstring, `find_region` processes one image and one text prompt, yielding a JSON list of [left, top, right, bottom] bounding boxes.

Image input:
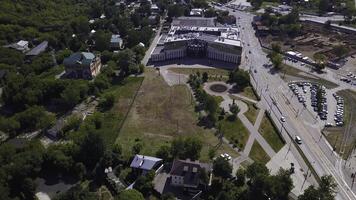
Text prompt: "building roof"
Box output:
[[190, 8, 203, 16], [170, 159, 212, 186], [26, 41, 48, 56], [110, 34, 122, 44], [130, 155, 163, 171], [4, 40, 29, 52], [172, 17, 215, 27], [63, 52, 95, 68]]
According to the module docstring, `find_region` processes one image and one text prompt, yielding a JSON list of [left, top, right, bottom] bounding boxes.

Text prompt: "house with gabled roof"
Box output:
[[63, 52, 101, 79], [130, 155, 163, 175]]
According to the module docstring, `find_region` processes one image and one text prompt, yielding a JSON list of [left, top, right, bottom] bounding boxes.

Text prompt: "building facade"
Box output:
[[150, 17, 242, 64], [169, 159, 212, 189], [63, 52, 102, 79]]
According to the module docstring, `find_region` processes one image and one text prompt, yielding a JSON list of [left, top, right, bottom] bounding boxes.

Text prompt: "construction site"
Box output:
[[260, 21, 356, 63]]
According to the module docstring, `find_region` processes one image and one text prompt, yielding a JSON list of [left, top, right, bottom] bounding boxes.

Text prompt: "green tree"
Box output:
[[269, 52, 283, 69], [299, 175, 337, 200], [170, 137, 202, 160], [156, 145, 171, 162], [213, 157, 232, 179], [250, 0, 263, 10], [99, 93, 115, 110], [267, 169, 293, 199], [116, 189, 144, 200], [94, 30, 111, 51], [78, 132, 105, 169], [167, 4, 185, 19], [229, 70, 250, 90], [202, 72, 209, 82], [134, 171, 155, 196], [246, 162, 269, 179], [15, 106, 55, 132], [271, 43, 282, 53], [235, 168, 246, 187], [20, 178, 37, 200]]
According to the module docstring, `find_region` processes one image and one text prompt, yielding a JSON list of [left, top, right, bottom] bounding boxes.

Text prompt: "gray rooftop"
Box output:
[[130, 154, 163, 171], [63, 52, 95, 69], [172, 17, 215, 27], [26, 41, 48, 56], [110, 34, 122, 44]]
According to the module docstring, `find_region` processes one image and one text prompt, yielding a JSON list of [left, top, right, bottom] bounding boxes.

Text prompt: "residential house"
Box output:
[[26, 41, 48, 57], [130, 155, 163, 175], [63, 52, 102, 79], [190, 8, 204, 17], [110, 34, 123, 50], [151, 4, 160, 14], [148, 15, 159, 26], [169, 159, 212, 189], [4, 40, 30, 52]]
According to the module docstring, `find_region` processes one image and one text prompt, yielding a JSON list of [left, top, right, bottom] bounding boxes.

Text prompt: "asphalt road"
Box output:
[[219, 6, 356, 200]]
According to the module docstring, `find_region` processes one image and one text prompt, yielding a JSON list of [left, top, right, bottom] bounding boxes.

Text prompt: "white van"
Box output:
[[295, 136, 302, 144]]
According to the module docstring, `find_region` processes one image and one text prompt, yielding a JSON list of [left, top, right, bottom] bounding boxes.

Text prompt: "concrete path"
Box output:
[[230, 93, 258, 104], [203, 82, 276, 158], [254, 108, 266, 128], [239, 112, 276, 157]]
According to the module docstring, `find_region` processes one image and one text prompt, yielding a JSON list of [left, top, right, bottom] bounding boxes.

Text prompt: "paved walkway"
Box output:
[[203, 82, 276, 158], [254, 108, 266, 128]]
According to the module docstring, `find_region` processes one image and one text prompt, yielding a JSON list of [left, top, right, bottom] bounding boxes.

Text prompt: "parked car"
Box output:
[[295, 136, 302, 144]]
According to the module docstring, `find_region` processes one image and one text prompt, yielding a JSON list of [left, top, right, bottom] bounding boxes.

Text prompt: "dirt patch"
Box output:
[[260, 22, 356, 61]]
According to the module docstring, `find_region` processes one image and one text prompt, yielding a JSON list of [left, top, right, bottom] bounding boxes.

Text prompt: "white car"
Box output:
[[280, 116, 286, 122], [295, 136, 302, 144]]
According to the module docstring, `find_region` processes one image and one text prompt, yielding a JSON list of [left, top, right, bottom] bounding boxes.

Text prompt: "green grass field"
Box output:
[[169, 67, 230, 82], [258, 113, 285, 152], [244, 101, 260, 124], [116, 69, 238, 161], [218, 118, 250, 150], [75, 77, 144, 149], [249, 141, 270, 164]]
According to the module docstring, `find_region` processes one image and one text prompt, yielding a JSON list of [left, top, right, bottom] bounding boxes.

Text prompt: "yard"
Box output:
[[249, 141, 270, 165], [116, 69, 238, 161], [258, 113, 285, 152], [218, 118, 250, 151], [86, 77, 143, 148]]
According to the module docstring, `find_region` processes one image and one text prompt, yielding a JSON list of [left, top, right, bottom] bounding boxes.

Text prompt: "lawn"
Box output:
[[279, 64, 339, 89], [249, 141, 270, 165], [324, 89, 356, 159], [116, 68, 238, 161], [230, 86, 259, 101], [83, 77, 144, 148], [258, 113, 285, 152], [244, 101, 259, 125], [240, 86, 259, 101], [229, 96, 260, 124], [169, 67, 230, 82], [218, 118, 250, 151]]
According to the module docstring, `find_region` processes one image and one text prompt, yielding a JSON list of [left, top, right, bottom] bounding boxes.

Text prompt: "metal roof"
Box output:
[[130, 154, 162, 171]]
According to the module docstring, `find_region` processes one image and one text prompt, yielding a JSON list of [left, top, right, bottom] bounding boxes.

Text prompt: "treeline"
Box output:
[[261, 7, 302, 37]]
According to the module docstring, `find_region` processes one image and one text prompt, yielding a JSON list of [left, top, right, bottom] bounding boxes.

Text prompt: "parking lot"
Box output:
[[288, 81, 344, 127]]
